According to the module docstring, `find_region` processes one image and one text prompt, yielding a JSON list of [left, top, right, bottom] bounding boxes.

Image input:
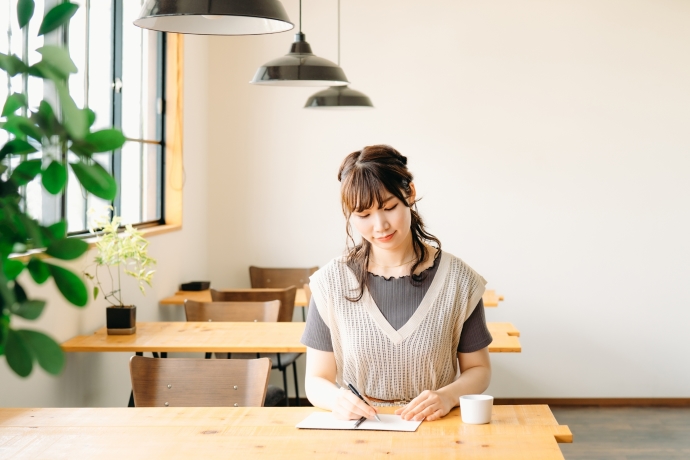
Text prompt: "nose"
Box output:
[[373, 211, 390, 233]]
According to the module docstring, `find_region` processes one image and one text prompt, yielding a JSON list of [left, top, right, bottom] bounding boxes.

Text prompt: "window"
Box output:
[[1, 0, 166, 234]]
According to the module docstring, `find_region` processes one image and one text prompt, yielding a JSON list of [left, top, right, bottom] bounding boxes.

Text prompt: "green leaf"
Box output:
[[18, 214, 45, 249], [31, 101, 61, 137], [5, 329, 33, 377], [36, 45, 78, 78], [27, 258, 50, 284], [2, 115, 44, 142], [10, 159, 42, 186], [84, 129, 126, 153], [17, 0, 35, 28], [47, 221, 67, 240], [0, 53, 29, 77], [2, 93, 27, 117], [14, 300, 45, 320], [42, 161, 67, 194], [0, 139, 37, 159], [18, 330, 64, 375], [93, 286, 99, 300], [70, 161, 117, 201], [46, 263, 88, 307], [38, 2, 79, 36], [85, 108, 96, 127], [45, 238, 88, 260], [3, 260, 24, 281], [55, 80, 87, 139]]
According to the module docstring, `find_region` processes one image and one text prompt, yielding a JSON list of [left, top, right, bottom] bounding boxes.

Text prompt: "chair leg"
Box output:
[[281, 367, 289, 407], [292, 360, 300, 406], [277, 354, 288, 407]]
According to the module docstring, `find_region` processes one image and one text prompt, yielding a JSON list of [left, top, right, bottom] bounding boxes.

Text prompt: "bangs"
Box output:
[[341, 167, 389, 214]]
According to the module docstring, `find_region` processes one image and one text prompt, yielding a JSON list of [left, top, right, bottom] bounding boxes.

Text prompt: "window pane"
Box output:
[[122, 0, 160, 141], [68, 0, 87, 109], [66, 152, 86, 232], [88, 0, 113, 131], [119, 141, 161, 225]]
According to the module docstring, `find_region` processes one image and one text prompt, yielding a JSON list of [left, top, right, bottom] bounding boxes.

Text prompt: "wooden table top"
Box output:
[[159, 288, 310, 307], [0, 406, 570, 459], [61, 322, 521, 353], [160, 288, 505, 308]]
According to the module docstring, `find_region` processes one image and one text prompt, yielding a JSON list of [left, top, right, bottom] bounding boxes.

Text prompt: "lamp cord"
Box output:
[[299, 0, 302, 33], [337, 0, 340, 65]]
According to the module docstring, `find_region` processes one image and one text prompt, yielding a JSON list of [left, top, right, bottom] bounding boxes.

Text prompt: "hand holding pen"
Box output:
[[346, 382, 381, 423]]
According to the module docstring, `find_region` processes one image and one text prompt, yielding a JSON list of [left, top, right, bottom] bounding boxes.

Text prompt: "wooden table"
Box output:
[[0, 406, 570, 459], [160, 288, 504, 308], [159, 288, 310, 307], [61, 322, 521, 353]]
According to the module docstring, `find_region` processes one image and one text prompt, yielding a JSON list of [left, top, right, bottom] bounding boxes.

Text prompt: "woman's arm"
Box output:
[[395, 347, 492, 422], [304, 347, 378, 420]]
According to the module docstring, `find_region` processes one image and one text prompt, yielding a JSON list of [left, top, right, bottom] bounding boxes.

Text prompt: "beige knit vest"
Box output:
[[309, 251, 486, 406]]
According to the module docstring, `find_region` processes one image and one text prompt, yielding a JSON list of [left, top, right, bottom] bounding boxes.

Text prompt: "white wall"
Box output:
[[0, 35, 210, 407], [206, 0, 690, 397]]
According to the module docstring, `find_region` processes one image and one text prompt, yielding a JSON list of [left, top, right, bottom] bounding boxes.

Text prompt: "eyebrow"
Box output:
[[377, 195, 395, 208]]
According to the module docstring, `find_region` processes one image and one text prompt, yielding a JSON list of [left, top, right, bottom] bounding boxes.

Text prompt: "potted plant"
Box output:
[[84, 209, 156, 335], [1, 1, 122, 377]]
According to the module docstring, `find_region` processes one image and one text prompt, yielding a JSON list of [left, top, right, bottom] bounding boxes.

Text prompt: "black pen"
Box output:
[[346, 382, 382, 422], [353, 416, 366, 429]]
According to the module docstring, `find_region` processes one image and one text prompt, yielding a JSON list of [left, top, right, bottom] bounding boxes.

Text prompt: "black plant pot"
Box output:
[[106, 305, 136, 335]]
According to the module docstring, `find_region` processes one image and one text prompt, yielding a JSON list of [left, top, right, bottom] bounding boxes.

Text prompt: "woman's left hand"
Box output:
[[394, 390, 454, 422]]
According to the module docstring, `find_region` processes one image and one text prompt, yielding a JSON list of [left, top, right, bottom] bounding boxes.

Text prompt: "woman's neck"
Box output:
[[366, 236, 436, 278]]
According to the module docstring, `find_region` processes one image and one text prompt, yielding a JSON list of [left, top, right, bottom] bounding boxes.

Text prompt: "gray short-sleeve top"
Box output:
[[301, 255, 493, 353]]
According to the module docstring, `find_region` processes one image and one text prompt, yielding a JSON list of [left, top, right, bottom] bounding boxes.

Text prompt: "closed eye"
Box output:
[[384, 204, 398, 211]]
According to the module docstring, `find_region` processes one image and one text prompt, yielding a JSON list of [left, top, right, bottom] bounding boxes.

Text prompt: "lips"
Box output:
[[377, 231, 396, 242]]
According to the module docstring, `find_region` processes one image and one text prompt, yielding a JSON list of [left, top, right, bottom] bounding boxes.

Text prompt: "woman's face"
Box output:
[[350, 184, 416, 253]]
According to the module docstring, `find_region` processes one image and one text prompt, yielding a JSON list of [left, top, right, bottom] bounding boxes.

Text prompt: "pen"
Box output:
[[346, 382, 382, 422], [353, 416, 366, 429]]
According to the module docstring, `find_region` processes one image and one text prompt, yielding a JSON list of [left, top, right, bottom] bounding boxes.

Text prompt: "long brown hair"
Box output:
[[338, 144, 441, 302]]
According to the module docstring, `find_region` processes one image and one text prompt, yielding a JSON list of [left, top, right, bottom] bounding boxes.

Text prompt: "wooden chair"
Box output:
[[210, 287, 297, 323], [184, 300, 280, 323], [129, 355, 271, 407], [186, 296, 300, 406], [249, 266, 318, 289]]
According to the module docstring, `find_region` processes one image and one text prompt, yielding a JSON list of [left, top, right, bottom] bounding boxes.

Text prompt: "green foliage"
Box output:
[[17, 0, 35, 29], [42, 160, 67, 194], [38, 2, 78, 36], [1, 93, 27, 117], [84, 210, 156, 307], [70, 161, 117, 200], [1, 1, 125, 378]]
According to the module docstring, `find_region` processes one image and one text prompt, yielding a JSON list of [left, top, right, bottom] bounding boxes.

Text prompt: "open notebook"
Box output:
[[296, 413, 422, 432]]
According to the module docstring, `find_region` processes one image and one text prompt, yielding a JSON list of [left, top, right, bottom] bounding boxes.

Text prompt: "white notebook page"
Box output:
[[296, 413, 422, 432]]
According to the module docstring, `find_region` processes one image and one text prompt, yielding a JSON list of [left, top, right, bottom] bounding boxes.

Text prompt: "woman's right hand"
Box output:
[[332, 388, 379, 420]]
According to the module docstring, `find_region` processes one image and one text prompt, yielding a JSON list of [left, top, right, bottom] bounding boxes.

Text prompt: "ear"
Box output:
[[407, 182, 417, 206]]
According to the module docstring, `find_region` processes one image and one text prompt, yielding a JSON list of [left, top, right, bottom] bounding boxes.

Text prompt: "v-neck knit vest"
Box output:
[[309, 251, 486, 406]]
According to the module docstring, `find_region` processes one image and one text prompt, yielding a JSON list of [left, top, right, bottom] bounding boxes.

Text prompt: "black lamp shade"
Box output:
[[304, 85, 373, 109], [251, 33, 348, 86], [134, 0, 294, 35]]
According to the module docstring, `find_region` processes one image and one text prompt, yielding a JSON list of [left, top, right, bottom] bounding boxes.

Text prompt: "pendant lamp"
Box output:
[[134, 0, 293, 35], [250, 0, 348, 86], [304, 0, 373, 108]]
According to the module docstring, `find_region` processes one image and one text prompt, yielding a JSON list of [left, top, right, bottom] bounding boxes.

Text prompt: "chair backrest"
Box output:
[[303, 283, 312, 305], [210, 286, 296, 323], [184, 300, 280, 323], [249, 266, 318, 289], [129, 356, 271, 407]]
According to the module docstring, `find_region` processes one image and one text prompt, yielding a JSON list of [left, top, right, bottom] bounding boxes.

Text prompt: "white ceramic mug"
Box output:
[[459, 394, 494, 424]]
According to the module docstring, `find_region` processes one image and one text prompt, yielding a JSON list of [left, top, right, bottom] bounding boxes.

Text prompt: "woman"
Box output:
[[302, 145, 492, 422]]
